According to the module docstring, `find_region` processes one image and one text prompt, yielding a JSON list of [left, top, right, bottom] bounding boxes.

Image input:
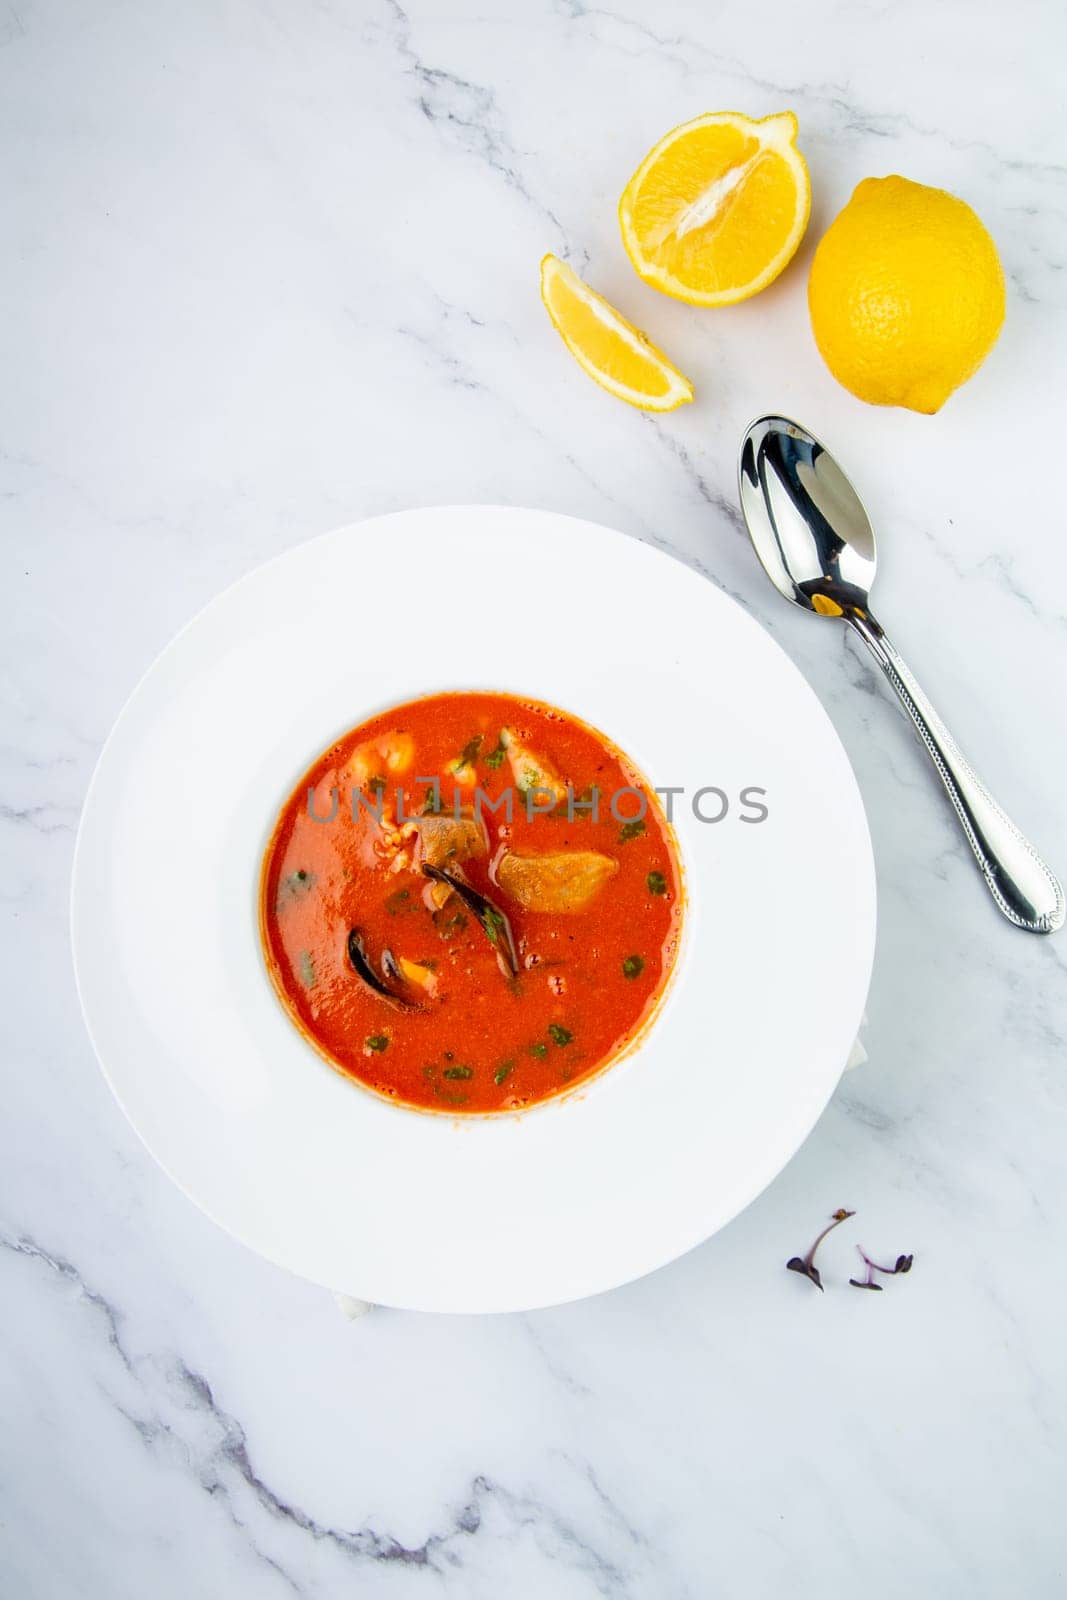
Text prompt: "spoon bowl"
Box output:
[[739, 415, 877, 617]]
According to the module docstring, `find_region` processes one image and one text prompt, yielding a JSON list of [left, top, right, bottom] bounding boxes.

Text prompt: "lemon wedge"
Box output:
[[540, 254, 694, 411]]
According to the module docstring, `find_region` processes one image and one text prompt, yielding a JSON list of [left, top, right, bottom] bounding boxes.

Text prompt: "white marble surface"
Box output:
[[3, 0, 1066, 1593]]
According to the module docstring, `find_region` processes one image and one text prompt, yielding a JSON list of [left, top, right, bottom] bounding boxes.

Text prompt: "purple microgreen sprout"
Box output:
[[849, 1246, 914, 1291], [786, 1208, 855, 1291]]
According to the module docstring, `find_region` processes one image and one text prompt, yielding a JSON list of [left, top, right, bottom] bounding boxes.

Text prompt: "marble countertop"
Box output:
[[3, 0, 1066, 1593]]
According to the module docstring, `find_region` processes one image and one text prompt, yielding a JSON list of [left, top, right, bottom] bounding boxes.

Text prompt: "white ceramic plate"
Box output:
[[72, 507, 875, 1313]]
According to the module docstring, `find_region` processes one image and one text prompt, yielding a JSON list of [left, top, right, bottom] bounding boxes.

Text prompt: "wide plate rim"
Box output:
[[71, 505, 876, 1312]]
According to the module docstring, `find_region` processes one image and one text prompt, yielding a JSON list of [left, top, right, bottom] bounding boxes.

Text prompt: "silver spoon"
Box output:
[[738, 414, 1063, 934]]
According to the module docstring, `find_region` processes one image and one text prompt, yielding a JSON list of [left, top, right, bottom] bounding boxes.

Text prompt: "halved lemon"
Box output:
[[540, 254, 694, 412], [619, 111, 811, 306]]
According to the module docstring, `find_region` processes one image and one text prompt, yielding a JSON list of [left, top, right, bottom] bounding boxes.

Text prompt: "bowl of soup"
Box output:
[[72, 506, 875, 1312]]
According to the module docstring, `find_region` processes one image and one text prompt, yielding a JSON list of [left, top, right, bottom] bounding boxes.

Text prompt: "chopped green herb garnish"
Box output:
[[619, 818, 646, 842], [368, 774, 387, 796], [622, 954, 645, 980], [493, 1061, 515, 1086], [454, 734, 482, 770], [278, 868, 315, 905], [298, 950, 317, 989], [443, 1064, 473, 1081], [422, 787, 442, 814], [385, 887, 412, 915], [482, 905, 507, 948], [485, 736, 508, 770], [435, 909, 469, 940], [528, 1042, 548, 1059], [547, 1023, 573, 1046], [550, 785, 597, 820], [365, 1034, 389, 1053], [444, 1093, 470, 1106], [646, 870, 668, 895]]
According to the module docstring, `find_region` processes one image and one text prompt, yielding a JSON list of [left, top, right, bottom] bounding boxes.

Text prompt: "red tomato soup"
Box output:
[[260, 692, 684, 1113]]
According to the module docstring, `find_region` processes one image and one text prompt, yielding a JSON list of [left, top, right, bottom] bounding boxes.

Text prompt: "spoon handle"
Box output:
[[848, 613, 1064, 934]]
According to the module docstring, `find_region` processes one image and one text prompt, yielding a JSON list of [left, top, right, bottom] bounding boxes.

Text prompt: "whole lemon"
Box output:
[[808, 176, 1006, 414]]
